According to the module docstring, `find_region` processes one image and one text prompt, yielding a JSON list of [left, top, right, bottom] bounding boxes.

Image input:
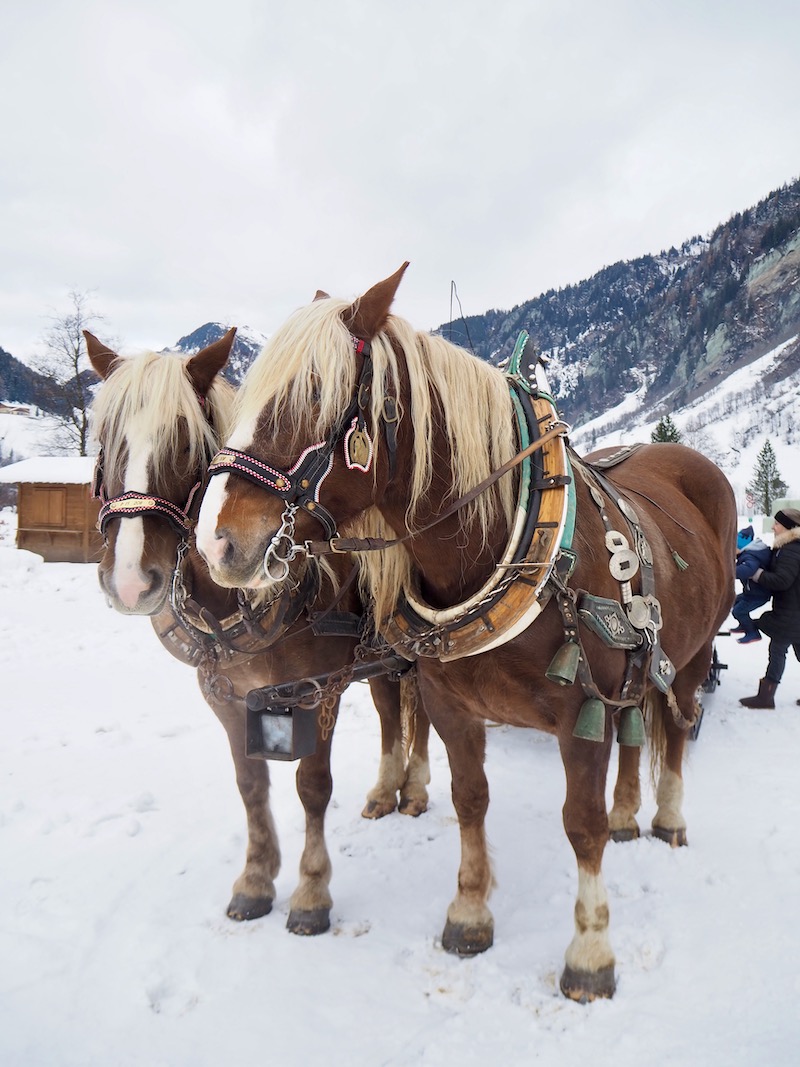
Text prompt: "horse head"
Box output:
[[87, 328, 236, 614], [195, 264, 410, 592]]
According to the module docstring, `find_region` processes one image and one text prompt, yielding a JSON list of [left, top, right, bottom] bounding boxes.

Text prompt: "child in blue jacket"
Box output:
[[732, 525, 772, 643]]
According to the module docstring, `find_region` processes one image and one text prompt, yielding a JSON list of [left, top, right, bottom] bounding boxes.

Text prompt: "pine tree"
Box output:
[[651, 415, 682, 443], [747, 439, 788, 515]]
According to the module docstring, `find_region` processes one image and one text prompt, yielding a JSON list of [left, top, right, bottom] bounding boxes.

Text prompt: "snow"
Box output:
[[571, 335, 800, 511], [0, 456, 96, 485], [2, 535, 800, 1066]]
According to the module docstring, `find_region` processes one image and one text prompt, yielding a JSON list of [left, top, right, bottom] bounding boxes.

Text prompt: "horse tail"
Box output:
[[400, 669, 419, 759], [643, 688, 668, 789]]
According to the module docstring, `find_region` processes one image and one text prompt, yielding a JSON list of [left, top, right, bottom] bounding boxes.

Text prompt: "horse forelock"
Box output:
[[234, 298, 362, 445], [237, 297, 515, 511], [91, 350, 235, 489]]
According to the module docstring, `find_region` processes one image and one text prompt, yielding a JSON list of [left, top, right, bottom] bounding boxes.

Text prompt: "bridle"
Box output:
[[204, 332, 571, 578], [205, 336, 398, 580], [93, 451, 204, 539]]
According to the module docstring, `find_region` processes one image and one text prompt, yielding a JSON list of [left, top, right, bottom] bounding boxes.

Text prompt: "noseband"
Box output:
[[92, 450, 205, 538], [92, 389, 215, 539], [205, 336, 397, 580]]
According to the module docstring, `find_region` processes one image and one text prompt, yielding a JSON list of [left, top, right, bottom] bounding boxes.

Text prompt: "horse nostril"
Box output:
[[221, 539, 235, 566], [147, 569, 165, 595]]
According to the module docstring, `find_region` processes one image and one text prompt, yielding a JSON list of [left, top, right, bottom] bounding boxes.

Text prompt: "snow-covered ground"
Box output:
[[2, 522, 800, 1066]]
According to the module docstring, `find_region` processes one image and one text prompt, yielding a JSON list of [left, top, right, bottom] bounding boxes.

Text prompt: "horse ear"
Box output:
[[83, 331, 120, 380], [187, 327, 237, 397], [343, 262, 410, 340], [313, 290, 330, 301]]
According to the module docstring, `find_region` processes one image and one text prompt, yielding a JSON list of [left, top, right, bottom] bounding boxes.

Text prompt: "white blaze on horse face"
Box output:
[[196, 471, 231, 566], [196, 415, 260, 569], [111, 436, 150, 610]]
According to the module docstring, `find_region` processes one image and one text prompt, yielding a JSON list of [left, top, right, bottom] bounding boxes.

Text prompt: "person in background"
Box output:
[[731, 524, 771, 643], [740, 508, 800, 709]]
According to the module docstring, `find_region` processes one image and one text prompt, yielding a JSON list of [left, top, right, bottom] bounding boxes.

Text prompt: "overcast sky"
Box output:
[[2, 0, 798, 361]]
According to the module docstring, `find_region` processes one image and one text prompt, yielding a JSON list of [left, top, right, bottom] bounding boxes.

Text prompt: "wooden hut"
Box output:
[[0, 457, 103, 563]]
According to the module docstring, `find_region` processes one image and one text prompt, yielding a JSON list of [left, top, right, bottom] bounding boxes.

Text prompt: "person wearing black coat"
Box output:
[[740, 507, 800, 708]]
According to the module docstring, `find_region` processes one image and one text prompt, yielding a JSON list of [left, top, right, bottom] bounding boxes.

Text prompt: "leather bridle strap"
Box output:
[[97, 488, 201, 536], [305, 420, 571, 556], [205, 336, 378, 541]]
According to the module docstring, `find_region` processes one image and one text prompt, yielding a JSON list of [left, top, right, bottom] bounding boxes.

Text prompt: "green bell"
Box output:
[[545, 641, 580, 686], [573, 698, 606, 742], [617, 705, 646, 747]]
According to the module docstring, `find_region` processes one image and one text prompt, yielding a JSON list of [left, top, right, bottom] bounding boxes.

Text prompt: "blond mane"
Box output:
[[236, 298, 518, 621], [91, 350, 235, 487]]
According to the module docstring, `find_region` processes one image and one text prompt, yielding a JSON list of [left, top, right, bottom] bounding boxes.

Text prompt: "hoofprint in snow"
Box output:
[[2, 537, 799, 1066]]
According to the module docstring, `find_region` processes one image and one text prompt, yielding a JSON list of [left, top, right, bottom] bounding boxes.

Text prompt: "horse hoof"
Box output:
[[560, 963, 616, 1002], [227, 893, 273, 921], [361, 797, 397, 819], [398, 795, 428, 817], [287, 908, 331, 936], [652, 826, 688, 847], [441, 919, 493, 956], [609, 826, 639, 843]]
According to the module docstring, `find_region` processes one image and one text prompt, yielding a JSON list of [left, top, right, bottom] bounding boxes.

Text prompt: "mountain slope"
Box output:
[[436, 177, 800, 431]]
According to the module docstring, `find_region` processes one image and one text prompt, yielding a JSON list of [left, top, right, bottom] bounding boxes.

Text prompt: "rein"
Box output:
[[305, 419, 571, 557]]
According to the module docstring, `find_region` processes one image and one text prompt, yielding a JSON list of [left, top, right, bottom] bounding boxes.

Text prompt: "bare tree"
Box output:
[[38, 290, 104, 455]]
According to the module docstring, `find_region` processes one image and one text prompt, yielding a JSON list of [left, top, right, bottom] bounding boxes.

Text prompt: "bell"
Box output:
[[617, 705, 646, 747], [573, 698, 606, 742], [545, 641, 580, 686]]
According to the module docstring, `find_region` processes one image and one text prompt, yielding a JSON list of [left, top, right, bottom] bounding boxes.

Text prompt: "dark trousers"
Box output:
[[732, 590, 770, 635], [766, 640, 800, 684]]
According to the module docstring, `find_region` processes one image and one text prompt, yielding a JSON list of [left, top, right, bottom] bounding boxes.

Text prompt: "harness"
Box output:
[[206, 336, 398, 580], [381, 334, 574, 660], [205, 327, 691, 740]]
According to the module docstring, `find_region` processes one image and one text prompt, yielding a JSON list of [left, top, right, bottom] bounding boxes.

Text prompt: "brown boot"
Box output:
[[740, 678, 777, 709]]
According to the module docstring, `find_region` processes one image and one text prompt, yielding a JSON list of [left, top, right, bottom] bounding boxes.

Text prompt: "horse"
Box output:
[[194, 264, 736, 1000], [85, 326, 430, 935]]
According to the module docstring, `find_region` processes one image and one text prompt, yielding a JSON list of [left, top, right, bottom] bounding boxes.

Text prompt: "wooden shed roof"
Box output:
[[0, 456, 97, 485]]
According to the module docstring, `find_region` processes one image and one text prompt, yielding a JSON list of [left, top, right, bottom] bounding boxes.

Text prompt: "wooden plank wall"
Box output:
[[16, 483, 103, 563]]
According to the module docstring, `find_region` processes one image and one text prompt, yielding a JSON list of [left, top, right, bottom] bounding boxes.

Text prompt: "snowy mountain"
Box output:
[[171, 322, 268, 386], [569, 334, 800, 513], [438, 177, 800, 438]]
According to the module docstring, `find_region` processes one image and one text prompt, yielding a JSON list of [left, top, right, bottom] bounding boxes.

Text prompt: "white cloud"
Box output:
[[1, 0, 798, 360]]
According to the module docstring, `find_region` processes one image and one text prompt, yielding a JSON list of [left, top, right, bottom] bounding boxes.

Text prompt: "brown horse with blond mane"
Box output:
[[86, 327, 429, 934], [195, 265, 735, 1000]]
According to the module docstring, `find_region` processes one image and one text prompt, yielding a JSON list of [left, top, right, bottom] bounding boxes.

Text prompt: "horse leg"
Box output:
[[558, 732, 616, 1001], [399, 674, 431, 817], [286, 706, 338, 935], [361, 674, 431, 818], [361, 675, 406, 818], [206, 690, 280, 921], [432, 711, 494, 956], [608, 742, 642, 842], [650, 646, 708, 847]]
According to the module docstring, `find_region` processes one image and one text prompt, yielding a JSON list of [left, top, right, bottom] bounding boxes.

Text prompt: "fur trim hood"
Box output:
[[773, 526, 800, 550]]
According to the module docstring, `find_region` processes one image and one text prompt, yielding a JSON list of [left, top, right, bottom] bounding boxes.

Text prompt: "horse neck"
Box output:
[[379, 416, 510, 607]]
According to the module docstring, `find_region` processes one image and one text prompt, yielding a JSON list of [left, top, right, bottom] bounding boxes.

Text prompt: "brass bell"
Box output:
[[545, 641, 580, 686], [572, 698, 606, 742], [617, 705, 646, 747]]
